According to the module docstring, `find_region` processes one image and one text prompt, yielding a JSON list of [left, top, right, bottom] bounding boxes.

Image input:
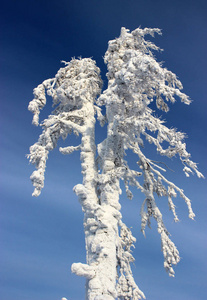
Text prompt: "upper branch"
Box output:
[[28, 58, 102, 196]]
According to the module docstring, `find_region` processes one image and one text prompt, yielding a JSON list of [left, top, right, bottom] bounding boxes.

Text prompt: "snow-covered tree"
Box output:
[[28, 27, 204, 300]]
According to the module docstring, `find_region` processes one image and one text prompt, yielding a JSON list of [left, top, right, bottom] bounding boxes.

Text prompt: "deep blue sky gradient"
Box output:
[[1, 1, 207, 300]]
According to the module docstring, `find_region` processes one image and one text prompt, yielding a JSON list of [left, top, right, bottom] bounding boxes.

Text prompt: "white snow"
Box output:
[[28, 28, 203, 300]]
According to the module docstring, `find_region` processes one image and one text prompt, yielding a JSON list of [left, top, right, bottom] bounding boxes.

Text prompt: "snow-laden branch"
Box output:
[[28, 79, 55, 126], [28, 58, 102, 196], [59, 145, 81, 155], [98, 26, 204, 283], [117, 221, 146, 299]]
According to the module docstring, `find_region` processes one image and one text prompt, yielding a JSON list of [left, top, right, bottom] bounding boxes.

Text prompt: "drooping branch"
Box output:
[[98, 26, 204, 283], [117, 221, 146, 300], [28, 78, 55, 126], [28, 58, 102, 197]]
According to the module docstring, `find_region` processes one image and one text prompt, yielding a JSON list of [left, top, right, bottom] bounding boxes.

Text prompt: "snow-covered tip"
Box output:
[[132, 26, 162, 38], [161, 231, 180, 277], [183, 166, 193, 177], [30, 170, 45, 197], [71, 263, 95, 279], [180, 193, 195, 220], [61, 298, 67, 300], [195, 169, 205, 179], [32, 188, 41, 197], [28, 84, 47, 126]]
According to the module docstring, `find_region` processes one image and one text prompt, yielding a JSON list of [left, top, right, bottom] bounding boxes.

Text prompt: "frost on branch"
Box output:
[[117, 221, 145, 299], [28, 58, 102, 196], [28, 83, 47, 126]]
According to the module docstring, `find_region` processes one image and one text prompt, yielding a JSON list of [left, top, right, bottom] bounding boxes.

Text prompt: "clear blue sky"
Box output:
[[1, 1, 207, 299]]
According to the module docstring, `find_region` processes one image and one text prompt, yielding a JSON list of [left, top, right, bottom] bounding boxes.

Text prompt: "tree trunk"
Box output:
[[72, 103, 121, 299]]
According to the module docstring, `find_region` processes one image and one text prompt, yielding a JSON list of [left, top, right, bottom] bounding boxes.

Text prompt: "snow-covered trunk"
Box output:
[[72, 101, 99, 297], [90, 114, 122, 299], [85, 178, 121, 300], [97, 140, 121, 300], [72, 109, 122, 299], [72, 102, 120, 300], [87, 128, 121, 299]]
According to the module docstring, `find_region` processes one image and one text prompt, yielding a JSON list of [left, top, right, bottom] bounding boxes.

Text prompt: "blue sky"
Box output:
[[0, 0, 207, 299]]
